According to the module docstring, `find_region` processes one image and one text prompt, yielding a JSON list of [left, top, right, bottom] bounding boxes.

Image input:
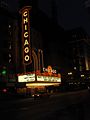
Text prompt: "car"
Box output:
[[88, 86, 90, 92], [32, 91, 50, 99]]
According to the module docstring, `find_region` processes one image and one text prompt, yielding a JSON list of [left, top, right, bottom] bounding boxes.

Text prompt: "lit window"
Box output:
[[81, 74, 84, 77], [9, 59, 11, 63], [9, 54, 11, 57], [74, 67, 76, 70], [9, 45, 11, 49], [9, 25, 11, 28]]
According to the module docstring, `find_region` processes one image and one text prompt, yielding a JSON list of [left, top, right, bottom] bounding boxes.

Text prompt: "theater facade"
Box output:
[[16, 6, 61, 95], [17, 65, 61, 95]]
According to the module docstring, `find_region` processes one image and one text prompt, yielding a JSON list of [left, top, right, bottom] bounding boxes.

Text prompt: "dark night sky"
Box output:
[[38, 0, 90, 36], [8, 0, 90, 36]]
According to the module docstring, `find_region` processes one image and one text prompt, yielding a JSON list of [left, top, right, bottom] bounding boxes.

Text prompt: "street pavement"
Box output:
[[0, 89, 90, 120]]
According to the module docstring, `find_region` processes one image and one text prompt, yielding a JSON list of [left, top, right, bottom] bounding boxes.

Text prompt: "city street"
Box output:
[[1, 1, 90, 120], [0, 89, 90, 120]]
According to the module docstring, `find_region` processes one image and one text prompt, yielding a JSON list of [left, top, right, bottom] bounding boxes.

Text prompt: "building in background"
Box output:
[[0, 1, 20, 95], [0, 0, 19, 87], [64, 27, 90, 86]]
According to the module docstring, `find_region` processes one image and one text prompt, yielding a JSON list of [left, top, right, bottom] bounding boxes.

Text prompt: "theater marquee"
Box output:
[[19, 6, 32, 64]]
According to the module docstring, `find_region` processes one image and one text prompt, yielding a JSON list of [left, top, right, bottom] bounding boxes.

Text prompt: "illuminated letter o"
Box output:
[[24, 47, 29, 53], [25, 55, 29, 61], [47, 66, 52, 75]]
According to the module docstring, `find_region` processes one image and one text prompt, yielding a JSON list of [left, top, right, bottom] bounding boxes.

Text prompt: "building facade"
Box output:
[[65, 27, 90, 85], [0, 1, 19, 85]]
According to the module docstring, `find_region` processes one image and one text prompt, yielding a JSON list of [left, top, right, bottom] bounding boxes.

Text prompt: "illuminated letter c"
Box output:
[[23, 11, 28, 17], [24, 32, 28, 38]]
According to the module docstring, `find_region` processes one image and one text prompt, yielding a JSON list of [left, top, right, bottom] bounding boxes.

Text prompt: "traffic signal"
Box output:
[[1, 66, 7, 75], [2, 69, 6, 75]]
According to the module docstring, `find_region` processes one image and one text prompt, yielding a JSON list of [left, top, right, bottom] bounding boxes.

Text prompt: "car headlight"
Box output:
[[32, 94, 34, 97]]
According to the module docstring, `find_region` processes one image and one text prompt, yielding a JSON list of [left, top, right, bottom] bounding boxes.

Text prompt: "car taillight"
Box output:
[[3, 89, 7, 93]]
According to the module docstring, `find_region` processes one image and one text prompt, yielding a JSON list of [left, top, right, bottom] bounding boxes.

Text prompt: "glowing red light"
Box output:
[[3, 89, 7, 92]]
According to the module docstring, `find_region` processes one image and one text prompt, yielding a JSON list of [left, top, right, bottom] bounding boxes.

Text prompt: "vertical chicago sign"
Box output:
[[19, 6, 32, 65]]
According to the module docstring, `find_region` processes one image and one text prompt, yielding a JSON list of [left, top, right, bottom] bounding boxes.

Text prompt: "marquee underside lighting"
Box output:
[[26, 82, 60, 87]]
